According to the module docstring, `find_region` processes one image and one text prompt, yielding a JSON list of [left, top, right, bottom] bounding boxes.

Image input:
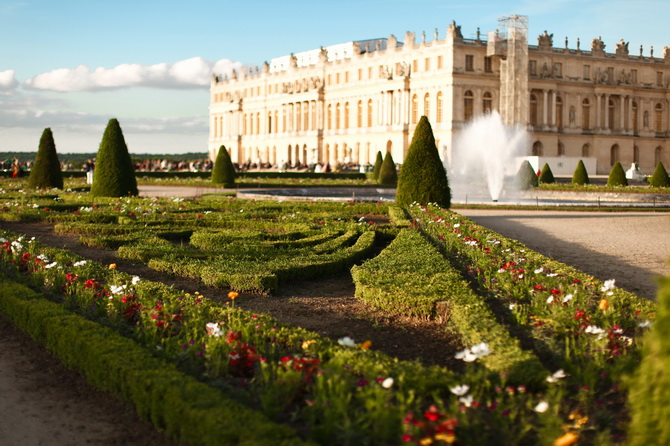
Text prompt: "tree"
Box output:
[[628, 274, 670, 445], [538, 163, 555, 184], [396, 116, 451, 208], [378, 152, 398, 186], [517, 160, 538, 190], [211, 145, 236, 188], [607, 162, 628, 187], [372, 151, 384, 180], [572, 160, 590, 185], [28, 128, 63, 189], [649, 162, 670, 187], [90, 119, 138, 197]]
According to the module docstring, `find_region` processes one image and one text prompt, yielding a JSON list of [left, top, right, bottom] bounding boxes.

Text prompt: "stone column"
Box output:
[[542, 89, 549, 127], [620, 96, 626, 131], [595, 94, 601, 130], [576, 93, 582, 130], [604, 94, 610, 130], [551, 91, 557, 128]]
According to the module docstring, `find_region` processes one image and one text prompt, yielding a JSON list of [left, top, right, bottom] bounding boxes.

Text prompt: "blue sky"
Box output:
[[1, 0, 668, 154]]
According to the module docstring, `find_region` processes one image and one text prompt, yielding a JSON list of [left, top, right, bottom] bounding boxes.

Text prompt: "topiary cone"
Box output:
[[649, 162, 670, 187], [28, 128, 63, 189], [211, 145, 236, 188], [538, 163, 555, 184], [517, 160, 538, 189], [627, 274, 670, 445], [378, 152, 397, 186], [396, 116, 451, 208], [90, 119, 138, 197], [372, 151, 383, 180], [607, 162, 628, 187], [572, 160, 590, 185]]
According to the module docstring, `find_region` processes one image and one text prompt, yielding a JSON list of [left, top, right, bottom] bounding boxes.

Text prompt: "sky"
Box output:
[[1, 0, 669, 155]]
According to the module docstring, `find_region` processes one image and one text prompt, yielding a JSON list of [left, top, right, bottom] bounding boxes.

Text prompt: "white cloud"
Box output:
[[23, 57, 244, 92], [0, 70, 19, 90]]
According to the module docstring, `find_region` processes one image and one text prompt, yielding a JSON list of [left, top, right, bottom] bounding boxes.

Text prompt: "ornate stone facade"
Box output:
[[209, 20, 670, 174]]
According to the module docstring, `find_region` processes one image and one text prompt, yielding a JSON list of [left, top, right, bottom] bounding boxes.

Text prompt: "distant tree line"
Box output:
[[0, 152, 209, 167]]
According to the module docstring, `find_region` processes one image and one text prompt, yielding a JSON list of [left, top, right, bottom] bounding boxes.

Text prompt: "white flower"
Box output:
[[456, 342, 491, 362], [518, 274, 524, 279], [206, 322, 223, 337], [338, 336, 356, 348], [601, 279, 616, 292], [546, 369, 567, 383], [546, 296, 554, 304], [45, 261, 58, 269], [534, 401, 549, 413], [562, 294, 573, 304], [459, 395, 474, 407], [110, 284, 127, 295], [450, 384, 470, 396], [471, 342, 491, 358], [509, 303, 517, 310], [455, 349, 478, 362], [32, 203, 39, 208], [453, 223, 460, 228], [585, 325, 605, 335], [546, 273, 558, 277], [639, 320, 652, 329], [381, 377, 394, 389], [131, 276, 141, 285], [73, 260, 87, 267], [497, 268, 506, 273], [534, 267, 544, 274]]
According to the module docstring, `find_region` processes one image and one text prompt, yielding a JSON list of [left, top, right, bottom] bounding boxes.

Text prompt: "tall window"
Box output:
[[632, 101, 638, 132], [532, 141, 543, 156], [582, 99, 590, 130], [367, 99, 373, 127], [267, 112, 272, 134], [465, 55, 474, 71], [634, 146, 640, 164], [296, 103, 301, 131], [610, 144, 620, 166], [311, 102, 316, 130], [423, 93, 430, 118], [411, 94, 418, 124], [335, 103, 341, 130], [582, 144, 590, 157], [436, 91, 443, 123], [484, 57, 492, 73], [583, 65, 591, 80], [437, 55, 443, 69], [655, 103, 663, 132], [357, 100, 363, 128], [657, 72, 664, 87], [530, 94, 538, 126], [424, 58, 430, 71], [556, 96, 563, 128], [483, 92, 492, 114], [344, 102, 350, 129], [558, 142, 565, 157], [303, 101, 309, 131], [608, 99, 615, 130], [464, 90, 474, 122], [327, 104, 332, 130]]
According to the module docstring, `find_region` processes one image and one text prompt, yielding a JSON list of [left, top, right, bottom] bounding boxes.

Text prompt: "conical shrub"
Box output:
[[396, 116, 451, 208], [372, 151, 384, 180], [538, 163, 555, 184], [649, 162, 670, 187], [518, 160, 538, 190], [378, 152, 397, 187], [28, 128, 63, 189], [90, 119, 138, 197], [627, 274, 670, 445], [211, 145, 236, 188], [607, 162, 628, 187], [572, 160, 590, 185]]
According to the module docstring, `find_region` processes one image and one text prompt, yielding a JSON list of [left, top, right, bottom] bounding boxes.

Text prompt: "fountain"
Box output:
[[448, 111, 529, 203]]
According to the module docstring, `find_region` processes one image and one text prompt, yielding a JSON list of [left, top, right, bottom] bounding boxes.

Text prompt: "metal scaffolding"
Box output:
[[487, 15, 529, 127]]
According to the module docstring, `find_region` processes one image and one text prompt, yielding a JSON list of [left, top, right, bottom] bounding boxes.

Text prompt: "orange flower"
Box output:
[[108, 263, 117, 270], [553, 432, 579, 446], [598, 298, 610, 311], [361, 340, 373, 350], [228, 291, 239, 300]]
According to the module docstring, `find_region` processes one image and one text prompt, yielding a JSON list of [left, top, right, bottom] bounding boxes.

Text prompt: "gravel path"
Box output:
[[457, 209, 670, 301]]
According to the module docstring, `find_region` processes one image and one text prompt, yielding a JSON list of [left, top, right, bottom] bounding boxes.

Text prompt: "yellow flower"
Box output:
[[598, 298, 610, 311], [302, 340, 316, 350], [361, 340, 373, 350], [434, 433, 456, 444], [419, 438, 433, 445], [228, 291, 239, 300], [553, 432, 579, 446], [108, 263, 117, 269]]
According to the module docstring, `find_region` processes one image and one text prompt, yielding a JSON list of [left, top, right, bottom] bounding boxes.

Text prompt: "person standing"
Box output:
[[83, 159, 95, 184]]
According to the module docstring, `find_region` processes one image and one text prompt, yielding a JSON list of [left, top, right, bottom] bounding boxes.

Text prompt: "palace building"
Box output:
[[208, 16, 669, 174]]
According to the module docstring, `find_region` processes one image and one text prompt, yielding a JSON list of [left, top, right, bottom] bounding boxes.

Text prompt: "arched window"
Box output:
[[436, 91, 443, 123], [532, 141, 543, 156], [558, 141, 565, 157], [556, 96, 563, 129], [582, 144, 590, 157], [610, 144, 620, 166], [336, 103, 341, 130], [367, 99, 373, 127], [274, 111, 279, 133], [530, 94, 538, 126], [267, 112, 272, 134], [411, 94, 418, 124], [327, 104, 332, 130], [632, 101, 638, 132], [655, 103, 663, 132], [282, 106, 287, 132], [464, 90, 474, 122], [311, 101, 316, 130], [633, 145, 640, 164], [483, 92, 493, 114], [608, 99, 615, 130], [344, 102, 350, 129], [582, 99, 590, 130], [296, 103, 301, 132], [303, 101, 309, 131], [424, 93, 430, 118], [656, 147, 663, 165], [357, 100, 363, 128]]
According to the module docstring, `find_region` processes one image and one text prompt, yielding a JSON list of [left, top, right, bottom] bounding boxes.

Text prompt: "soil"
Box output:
[[0, 208, 668, 445]]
